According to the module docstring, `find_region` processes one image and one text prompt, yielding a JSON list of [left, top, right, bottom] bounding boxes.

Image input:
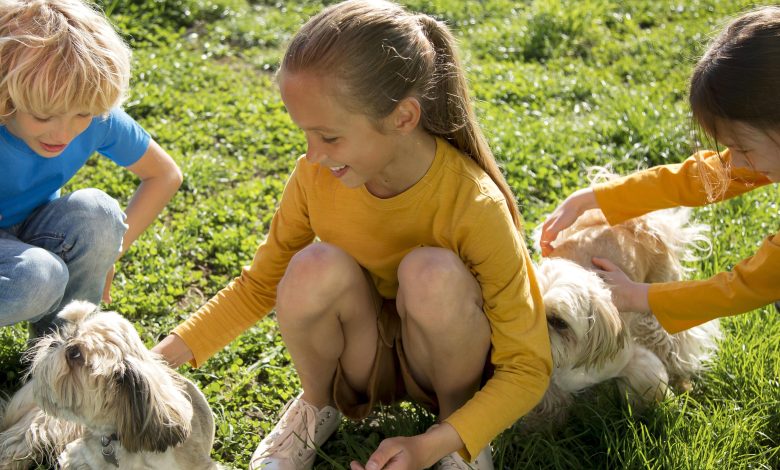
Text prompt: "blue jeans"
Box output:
[[0, 188, 127, 332]]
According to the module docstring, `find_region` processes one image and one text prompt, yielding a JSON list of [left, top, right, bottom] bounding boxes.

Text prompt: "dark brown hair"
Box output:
[[280, 0, 522, 228], [690, 6, 780, 134], [688, 6, 780, 197]]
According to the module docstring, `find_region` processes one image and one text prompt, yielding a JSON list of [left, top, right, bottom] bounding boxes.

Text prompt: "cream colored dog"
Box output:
[[0, 301, 220, 469], [528, 206, 721, 427]]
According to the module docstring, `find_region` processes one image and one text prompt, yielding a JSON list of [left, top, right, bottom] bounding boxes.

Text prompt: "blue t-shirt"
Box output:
[[0, 108, 150, 228]]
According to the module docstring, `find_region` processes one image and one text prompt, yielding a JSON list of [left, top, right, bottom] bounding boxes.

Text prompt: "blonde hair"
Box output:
[[281, 0, 523, 229], [0, 0, 131, 123]]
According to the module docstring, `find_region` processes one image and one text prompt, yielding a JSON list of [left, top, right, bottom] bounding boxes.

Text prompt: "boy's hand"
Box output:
[[152, 334, 195, 368], [102, 266, 115, 303], [592, 257, 651, 313], [539, 188, 600, 257]]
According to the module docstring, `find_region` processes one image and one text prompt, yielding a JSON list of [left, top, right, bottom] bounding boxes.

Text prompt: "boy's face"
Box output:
[[5, 110, 93, 157]]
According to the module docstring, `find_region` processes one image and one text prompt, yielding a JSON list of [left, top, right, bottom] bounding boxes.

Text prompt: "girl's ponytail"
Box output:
[[416, 15, 522, 229]]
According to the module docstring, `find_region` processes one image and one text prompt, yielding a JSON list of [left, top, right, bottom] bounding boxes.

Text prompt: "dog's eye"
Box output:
[[547, 316, 569, 331], [65, 345, 84, 367]]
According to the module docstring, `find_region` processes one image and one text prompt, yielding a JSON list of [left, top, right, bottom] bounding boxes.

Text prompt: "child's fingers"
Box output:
[[539, 235, 553, 257], [539, 217, 561, 256], [540, 240, 558, 257], [350, 461, 366, 470], [364, 445, 395, 470], [591, 256, 618, 272]]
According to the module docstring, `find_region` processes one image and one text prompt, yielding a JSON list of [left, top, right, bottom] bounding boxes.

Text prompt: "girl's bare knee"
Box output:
[[276, 243, 360, 315], [397, 247, 483, 328], [399, 248, 461, 292]]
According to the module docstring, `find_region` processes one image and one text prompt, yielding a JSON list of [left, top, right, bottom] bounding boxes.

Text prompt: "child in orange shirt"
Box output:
[[154, 1, 551, 469], [540, 6, 780, 333]]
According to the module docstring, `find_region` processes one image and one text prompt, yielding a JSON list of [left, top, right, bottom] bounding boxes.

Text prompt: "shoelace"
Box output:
[[256, 398, 317, 458]]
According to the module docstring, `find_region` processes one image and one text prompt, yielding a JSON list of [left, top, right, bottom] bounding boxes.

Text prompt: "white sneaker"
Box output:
[[436, 446, 494, 470], [249, 393, 341, 470]]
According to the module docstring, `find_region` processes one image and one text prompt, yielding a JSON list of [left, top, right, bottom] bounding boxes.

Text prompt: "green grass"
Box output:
[[2, 0, 778, 468]]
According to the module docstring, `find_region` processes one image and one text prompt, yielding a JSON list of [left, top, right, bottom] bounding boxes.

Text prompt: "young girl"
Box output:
[[0, 0, 182, 335], [154, 1, 551, 469], [540, 6, 780, 334]]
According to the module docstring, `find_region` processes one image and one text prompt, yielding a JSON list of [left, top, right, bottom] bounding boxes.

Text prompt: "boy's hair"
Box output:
[[689, 6, 780, 197], [0, 0, 131, 123], [280, 0, 523, 229]]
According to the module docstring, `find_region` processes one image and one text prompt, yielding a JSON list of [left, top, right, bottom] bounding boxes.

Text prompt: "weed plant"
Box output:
[[1, 0, 777, 469]]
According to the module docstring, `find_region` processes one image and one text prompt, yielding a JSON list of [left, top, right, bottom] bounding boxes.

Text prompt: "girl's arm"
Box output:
[[167, 158, 315, 368], [590, 233, 779, 335], [648, 231, 780, 333], [102, 139, 182, 301], [594, 150, 771, 226]]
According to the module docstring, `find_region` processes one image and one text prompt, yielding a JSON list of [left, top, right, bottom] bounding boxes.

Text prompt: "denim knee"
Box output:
[[0, 247, 68, 325], [63, 188, 127, 258]]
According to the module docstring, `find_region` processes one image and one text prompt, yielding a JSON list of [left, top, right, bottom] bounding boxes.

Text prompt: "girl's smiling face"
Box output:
[[279, 71, 423, 198], [715, 119, 780, 182], [5, 110, 93, 157]]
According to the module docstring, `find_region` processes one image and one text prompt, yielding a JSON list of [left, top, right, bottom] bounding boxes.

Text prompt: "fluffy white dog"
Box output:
[[0, 301, 220, 469], [527, 206, 721, 427]]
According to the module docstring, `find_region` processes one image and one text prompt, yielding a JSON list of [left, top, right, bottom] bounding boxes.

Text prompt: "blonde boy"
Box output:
[[0, 0, 182, 334]]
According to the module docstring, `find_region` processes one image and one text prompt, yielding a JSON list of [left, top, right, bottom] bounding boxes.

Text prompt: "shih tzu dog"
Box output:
[[527, 205, 721, 427], [0, 301, 220, 469]]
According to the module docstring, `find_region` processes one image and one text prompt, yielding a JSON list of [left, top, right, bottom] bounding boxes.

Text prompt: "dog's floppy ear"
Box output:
[[575, 288, 628, 369], [115, 357, 192, 453]]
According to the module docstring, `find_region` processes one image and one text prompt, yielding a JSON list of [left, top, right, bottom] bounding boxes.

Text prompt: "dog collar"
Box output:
[[101, 434, 119, 467]]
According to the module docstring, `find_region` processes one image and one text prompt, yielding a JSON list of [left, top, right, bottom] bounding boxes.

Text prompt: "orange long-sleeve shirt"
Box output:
[[593, 149, 779, 333], [173, 138, 552, 459]]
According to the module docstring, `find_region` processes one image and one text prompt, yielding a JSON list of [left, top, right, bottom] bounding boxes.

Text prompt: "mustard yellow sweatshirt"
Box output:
[[173, 138, 552, 459], [593, 149, 779, 333]]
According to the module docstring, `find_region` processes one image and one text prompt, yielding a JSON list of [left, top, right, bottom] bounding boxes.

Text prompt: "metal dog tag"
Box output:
[[101, 435, 120, 467]]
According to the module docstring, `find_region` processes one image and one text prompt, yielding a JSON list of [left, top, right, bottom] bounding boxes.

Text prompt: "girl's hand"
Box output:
[[351, 423, 462, 470], [591, 257, 651, 313], [539, 188, 600, 257], [350, 436, 421, 470], [151, 334, 194, 368]]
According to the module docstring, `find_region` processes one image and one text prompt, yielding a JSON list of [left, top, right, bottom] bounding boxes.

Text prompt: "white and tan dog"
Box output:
[[528, 205, 721, 427], [0, 301, 220, 469]]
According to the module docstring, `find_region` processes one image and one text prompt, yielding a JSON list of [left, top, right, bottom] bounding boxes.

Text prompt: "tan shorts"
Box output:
[[332, 299, 439, 420]]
